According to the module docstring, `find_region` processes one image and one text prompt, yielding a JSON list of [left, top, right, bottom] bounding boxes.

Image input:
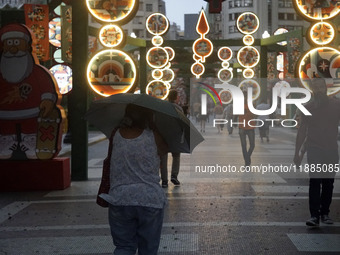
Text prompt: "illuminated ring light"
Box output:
[[193, 38, 213, 63], [238, 79, 261, 100], [243, 35, 255, 46], [99, 24, 125, 48], [152, 36, 164, 46], [86, 0, 138, 24], [152, 69, 163, 80], [274, 28, 288, 46], [237, 46, 260, 68], [222, 62, 230, 68], [191, 62, 205, 78], [219, 89, 233, 104], [236, 12, 259, 35], [87, 49, 137, 97], [243, 68, 255, 79], [308, 21, 335, 46], [146, 13, 169, 36], [146, 47, 169, 69], [146, 80, 169, 100], [50, 64, 72, 95], [164, 46, 175, 61], [273, 80, 291, 98], [218, 69, 233, 83], [297, 46, 340, 96], [162, 68, 175, 83], [49, 17, 61, 47], [293, 0, 340, 21], [218, 47, 232, 62]]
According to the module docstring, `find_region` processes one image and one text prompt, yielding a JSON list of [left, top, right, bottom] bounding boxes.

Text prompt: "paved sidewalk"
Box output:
[[0, 123, 339, 254]]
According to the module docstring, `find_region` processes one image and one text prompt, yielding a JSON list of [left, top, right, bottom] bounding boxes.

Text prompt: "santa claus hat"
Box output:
[[0, 23, 31, 42]]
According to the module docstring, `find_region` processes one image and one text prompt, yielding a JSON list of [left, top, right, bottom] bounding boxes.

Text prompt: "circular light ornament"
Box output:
[[49, 17, 61, 47], [293, 0, 340, 21], [164, 47, 175, 61], [298, 46, 340, 96], [50, 64, 72, 95], [236, 12, 260, 35], [309, 21, 335, 46], [162, 68, 175, 83], [237, 46, 260, 68], [152, 36, 164, 46], [146, 13, 169, 36], [219, 89, 233, 104], [218, 69, 233, 83], [146, 80, 169, 100], [86, 0, 138, 24], [273, 80, 291, 98], [99, 24, 125, 48], [191, 62, 205, 78], [87, 49, 137, 97], [243, 35, 255, 46], [274, 28, 288, 46], [193, 38, 213, 63], [218, 47, 233, 62], [53, 49, 64, 63], [239, 79, 261, 100], [146, 47, 169, 69], [243, 68, 255, 79], [152, 69, 163, 80], [222, 62, 230, 68]]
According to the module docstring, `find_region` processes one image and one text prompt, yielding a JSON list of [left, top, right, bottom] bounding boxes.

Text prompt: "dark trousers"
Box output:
[[307, 146, 338, 218], [160, 153, 180, 182], [239, 128, 255, 166]]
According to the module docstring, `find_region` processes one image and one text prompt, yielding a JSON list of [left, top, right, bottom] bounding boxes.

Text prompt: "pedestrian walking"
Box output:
[[97, 103, 168, 255], [214, 104, 224, 133], [160, 89, 183, 187], [223, 103, 234, 135], [294, 78, 340, 227], [238, 91, 256, 166], [256, 99, 270, 142]]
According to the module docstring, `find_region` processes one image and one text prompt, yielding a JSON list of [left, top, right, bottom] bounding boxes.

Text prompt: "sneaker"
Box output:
[[321, 215, 334, 224], [161, 181, 168, 188], [171, 177, 180, 186], [306, 217, 319, 227]]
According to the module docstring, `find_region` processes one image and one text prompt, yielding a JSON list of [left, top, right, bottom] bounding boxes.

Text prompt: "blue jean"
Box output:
[[108, 205, 164, 255], [239, 129, 255, 166]]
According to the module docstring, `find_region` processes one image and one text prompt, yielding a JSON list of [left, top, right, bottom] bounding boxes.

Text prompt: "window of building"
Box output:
[[244, 0, 253, 7], [146, 3, 153, 12], [229, 25, 237, 33], [229, 0, 233, 8], [278, 13, 285, 20], [234, 0, 242, 7], [139, 2, 144, 11], [229, 13, 233, 21], [287, 13, 294, 20], [278, 0, 293, 8]]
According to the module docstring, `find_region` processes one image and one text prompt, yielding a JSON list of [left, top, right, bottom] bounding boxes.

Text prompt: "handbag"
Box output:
[[96, 129, 117, 207]]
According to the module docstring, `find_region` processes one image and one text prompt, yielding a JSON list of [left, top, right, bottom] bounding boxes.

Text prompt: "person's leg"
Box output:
[[171, 153, 181, 185], [160, 154, 168, 187], [136, 207, 164, 255], [246, 129, 255, 165], [320, 178, 335, 216], [108, 205, 138, 255], [309, 178, 321, 218], [239, 129, 249, 165]]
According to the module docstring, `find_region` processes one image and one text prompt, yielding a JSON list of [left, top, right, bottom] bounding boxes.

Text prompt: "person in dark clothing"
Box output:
[[294, 78, 340, 227]]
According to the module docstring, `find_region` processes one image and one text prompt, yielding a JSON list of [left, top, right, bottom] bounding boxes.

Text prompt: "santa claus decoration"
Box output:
[[0, 23, 64, 160]]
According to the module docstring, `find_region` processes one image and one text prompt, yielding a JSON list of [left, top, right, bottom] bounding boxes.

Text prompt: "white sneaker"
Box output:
[[0, 135, 16, 159], [21, 134, 37, 159]]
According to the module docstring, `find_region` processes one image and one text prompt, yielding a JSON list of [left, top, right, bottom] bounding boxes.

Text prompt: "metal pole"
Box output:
[[69, 1, 88, 180]]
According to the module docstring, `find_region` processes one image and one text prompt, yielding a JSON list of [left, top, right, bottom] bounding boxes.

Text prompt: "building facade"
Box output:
[[220, 0, 308, 39]]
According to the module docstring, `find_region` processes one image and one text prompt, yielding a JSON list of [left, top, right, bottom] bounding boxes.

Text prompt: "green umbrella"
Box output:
[[84, 93, 204, 153]]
